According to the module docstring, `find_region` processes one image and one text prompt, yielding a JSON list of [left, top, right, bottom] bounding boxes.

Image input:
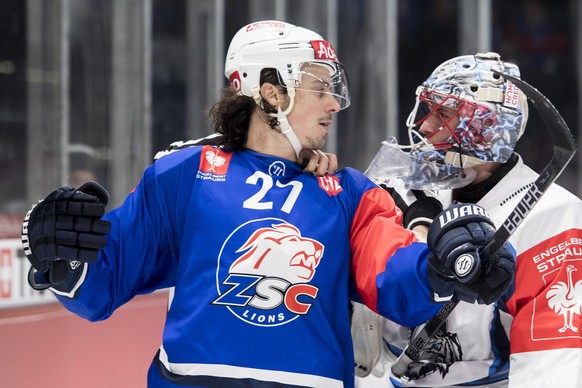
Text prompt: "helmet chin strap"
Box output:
[[444, 150, 488, 168], [276, 88, 302, 160], [276, 107, 302, 161], [252, 87, 303, 161]]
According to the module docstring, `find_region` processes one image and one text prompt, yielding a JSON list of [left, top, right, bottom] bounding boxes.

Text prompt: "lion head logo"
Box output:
[[213, 219, 325, 326], [230, 223, 323, 283]]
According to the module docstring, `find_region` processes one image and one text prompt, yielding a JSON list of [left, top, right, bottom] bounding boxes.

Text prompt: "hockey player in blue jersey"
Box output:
[[21, 21, 515, 387]]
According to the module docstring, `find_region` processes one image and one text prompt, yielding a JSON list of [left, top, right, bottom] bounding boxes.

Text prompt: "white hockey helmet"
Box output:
[[224, 20, 350, 111], [405, 52, 529, 165]]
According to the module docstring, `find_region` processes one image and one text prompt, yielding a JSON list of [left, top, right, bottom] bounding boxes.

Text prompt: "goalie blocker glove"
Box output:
[[21, 181, 111, 296], [426, 203, 515, 305]]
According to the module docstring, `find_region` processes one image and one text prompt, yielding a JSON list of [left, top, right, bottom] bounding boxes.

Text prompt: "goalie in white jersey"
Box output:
[[355, 52, 582, 388]]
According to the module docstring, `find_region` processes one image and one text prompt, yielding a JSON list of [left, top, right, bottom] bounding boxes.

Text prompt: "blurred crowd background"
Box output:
[[0, 0, 579, 238]]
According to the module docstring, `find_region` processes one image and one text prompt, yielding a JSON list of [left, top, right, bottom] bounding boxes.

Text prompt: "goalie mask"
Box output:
[[367, 53, 528, 190], [224, 21, 351, 159], [404, 52, 528, 167]]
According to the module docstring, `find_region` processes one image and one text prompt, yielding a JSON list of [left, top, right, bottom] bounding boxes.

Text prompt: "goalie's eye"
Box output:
[[438, 108, 453, 120]]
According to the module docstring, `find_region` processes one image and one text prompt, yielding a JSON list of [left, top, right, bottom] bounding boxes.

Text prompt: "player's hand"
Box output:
[[22, 181, 111, 292], [300, 149, 338, 176], [426, 203, 515, 304]]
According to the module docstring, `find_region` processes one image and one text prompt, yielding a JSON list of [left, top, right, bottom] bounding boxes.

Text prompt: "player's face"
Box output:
[[419, 104, 460, 145], [287, 63, 341, 150]]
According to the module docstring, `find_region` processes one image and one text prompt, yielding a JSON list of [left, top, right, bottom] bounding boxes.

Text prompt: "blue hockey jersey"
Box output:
[[56, 145, 440, 387]]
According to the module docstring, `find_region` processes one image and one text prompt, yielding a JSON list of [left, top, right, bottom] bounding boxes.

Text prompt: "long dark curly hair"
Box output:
[[208, 68, 287, 150]]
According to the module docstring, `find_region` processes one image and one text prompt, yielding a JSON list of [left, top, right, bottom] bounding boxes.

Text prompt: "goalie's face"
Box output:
[[406, 79, 527, 165], [405, 87, 483, 164], [413, 89, 478, 150], [419, 103, 460, 146]]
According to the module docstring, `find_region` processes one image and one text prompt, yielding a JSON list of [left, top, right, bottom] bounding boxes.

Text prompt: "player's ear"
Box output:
[[260, 83, 285, 110]]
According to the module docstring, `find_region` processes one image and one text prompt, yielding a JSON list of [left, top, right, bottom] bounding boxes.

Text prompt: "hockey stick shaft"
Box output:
[[391, 73, 577, 378]]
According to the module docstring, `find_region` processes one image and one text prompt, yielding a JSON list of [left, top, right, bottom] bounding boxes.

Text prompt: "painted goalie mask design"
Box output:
[[366, 52, 529, 190]]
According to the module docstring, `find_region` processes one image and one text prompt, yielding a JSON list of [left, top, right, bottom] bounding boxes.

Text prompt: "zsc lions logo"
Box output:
[[212, 218, 324, 327]]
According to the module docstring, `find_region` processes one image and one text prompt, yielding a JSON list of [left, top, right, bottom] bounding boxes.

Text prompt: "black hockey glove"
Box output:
[[426, 203, 515, 305], [382, 185, 443, 230], [21, 181, 111, 292]]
